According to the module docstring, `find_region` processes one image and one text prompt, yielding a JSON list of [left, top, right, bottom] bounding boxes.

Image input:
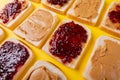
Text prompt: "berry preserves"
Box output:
[[0, 41, 29, 80], [108, 5, 120, 23], [0, 0, 27, 24], [47, 0, 68, 6], [49, 21, 88, 63]]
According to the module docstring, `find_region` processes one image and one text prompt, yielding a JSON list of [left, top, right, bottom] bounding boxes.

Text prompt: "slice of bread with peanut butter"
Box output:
[[14, 8, 59, 48], [23, 61, 67, 80], [67, 0, 104, 25], [83, 36, 120, 80]]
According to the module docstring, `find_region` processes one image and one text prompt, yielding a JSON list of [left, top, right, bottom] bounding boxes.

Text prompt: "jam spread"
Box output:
[[47, 0, 68, 6], [0, 0, 27, 24], [49, 21, 88, 63], [0, 41, 29, 80], [108, 5, 120, 23]]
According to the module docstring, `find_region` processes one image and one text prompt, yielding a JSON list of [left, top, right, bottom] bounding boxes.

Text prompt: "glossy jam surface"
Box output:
[[0, 41, 29, 80], [0, 0, 25, 24], [47, 0, 68, 6], [49, 21, 88, 63], [108, 5, 120, 23]]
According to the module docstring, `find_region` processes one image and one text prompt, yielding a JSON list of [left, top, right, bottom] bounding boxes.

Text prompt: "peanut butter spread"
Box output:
[[28, 66, 59, 80], [19, 9, 53, 41], [105, 3, 120, 30], [74, 0, 101, 20], [90, 40, 120, 80]]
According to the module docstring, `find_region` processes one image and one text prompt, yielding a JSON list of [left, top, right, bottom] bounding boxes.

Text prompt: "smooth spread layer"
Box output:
[[28, 66, 59, 80], [90, 40, 120, 80], [73, 0, 101, 20], [19, 9, 53, 41], [105, 3, 120, 30]]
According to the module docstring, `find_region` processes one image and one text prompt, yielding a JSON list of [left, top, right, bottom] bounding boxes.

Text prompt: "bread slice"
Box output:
[[0, 38, 34, 80], [0, 0, 33, 30], [14, 8, 59, 48], [0, 28, 5, 41], [83, 36, 120, 80], [42, 20, 91, 69], [67, 0, 104, 25], [30, 0, 40, 3], [100, 2, 120, 38], [23, 60, 67, 80], [41, 0, 74, 14]]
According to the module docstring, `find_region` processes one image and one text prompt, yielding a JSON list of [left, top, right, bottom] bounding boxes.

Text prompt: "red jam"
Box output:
[[47, 0, 68, 6], [0, 41, 29, 80], [0, 0, 24, 24], [108, 5, 120, 23], [49, 21, 88, 63]]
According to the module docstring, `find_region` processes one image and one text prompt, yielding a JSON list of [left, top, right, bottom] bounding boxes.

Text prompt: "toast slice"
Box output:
[[0, 0, 33, 30], [42, 20, 91, 69], [0, 38, 34, 80], [30, 0, 40, 3], [83, 36, 120, 80], [41, 0, 74, 14], [14, 8, 59, 48], [0, 28, 5, 41], [67, 0, 104, 25], [100, 2, 120, 38], [23, 60, 67, 80]]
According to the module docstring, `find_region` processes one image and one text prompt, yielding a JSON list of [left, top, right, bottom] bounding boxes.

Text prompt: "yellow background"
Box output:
[[0, 0, 120, 80]]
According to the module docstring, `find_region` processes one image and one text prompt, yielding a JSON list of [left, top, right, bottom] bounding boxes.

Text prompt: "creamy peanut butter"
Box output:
[[19, 9, 53, 41], [74, 0, 101, 20], [90, 40, 120, 80], [28, 66, 59, 80], [105, 3, 120, 30]]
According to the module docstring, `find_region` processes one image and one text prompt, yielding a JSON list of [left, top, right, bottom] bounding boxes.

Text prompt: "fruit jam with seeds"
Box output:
[[0, 0, 26, 24], [0, 41, 29, 80], [108, 5, 120, 23], [47, 0, 68, 6], [49, 21, 88, 63]]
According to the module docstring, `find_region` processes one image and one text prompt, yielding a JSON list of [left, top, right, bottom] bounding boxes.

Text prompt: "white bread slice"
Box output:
[[23, 60, 67, 80], [42, 20, 91, 69], [0, 0, 34, 30], [0, 38, 34, 80], [83, 36, 120, 80], [14, 8, 59, 48], [100, 2, 120, 38], [67, 0, 104, 25], [0, 28, 5, 41], [41, 0, 74, 14], [30, 0, 40, 3]]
